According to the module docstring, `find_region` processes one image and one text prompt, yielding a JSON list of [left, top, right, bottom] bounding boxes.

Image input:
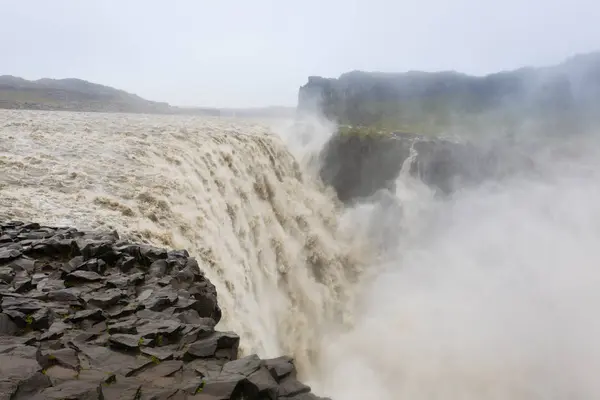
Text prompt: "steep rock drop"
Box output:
[[0, 110, 369, 387], [8, 109, 600, 399], [301, 121, 600, 399], [0, 221, 329, 399]]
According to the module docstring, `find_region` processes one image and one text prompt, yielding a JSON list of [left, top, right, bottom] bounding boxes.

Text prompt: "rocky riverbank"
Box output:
[[0, 221, 327, 400]]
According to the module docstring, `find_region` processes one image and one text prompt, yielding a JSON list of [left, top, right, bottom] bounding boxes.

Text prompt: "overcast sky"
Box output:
[[1, 0, 599, 108]]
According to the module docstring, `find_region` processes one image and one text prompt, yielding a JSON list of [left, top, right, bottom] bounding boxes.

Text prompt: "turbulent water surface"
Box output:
[[3, 109, 600, 399], [0, 110, 366, 377]]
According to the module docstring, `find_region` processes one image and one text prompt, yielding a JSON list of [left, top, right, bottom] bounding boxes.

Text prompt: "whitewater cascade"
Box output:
[[4, 109, 600, 399], [0, 110, 367, 379]]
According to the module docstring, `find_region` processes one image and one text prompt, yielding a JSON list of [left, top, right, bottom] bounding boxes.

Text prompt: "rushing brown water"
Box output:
[[0, 109, 365, 380], [4, 109, 600, 399]]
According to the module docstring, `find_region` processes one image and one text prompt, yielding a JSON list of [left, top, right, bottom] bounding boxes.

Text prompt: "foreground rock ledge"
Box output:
[[0, 221, 328, 400]]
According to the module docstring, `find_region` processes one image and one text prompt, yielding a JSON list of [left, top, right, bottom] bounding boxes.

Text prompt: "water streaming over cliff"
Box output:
[[3, 109, 600, 399], [307, 130, 600, 399], [0, 110, 367, 379]]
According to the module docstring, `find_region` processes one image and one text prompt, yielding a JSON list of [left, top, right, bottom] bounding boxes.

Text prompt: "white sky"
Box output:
[[2, 0, 599, 107]]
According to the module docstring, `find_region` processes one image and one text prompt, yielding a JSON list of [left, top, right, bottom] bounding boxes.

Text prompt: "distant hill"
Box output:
[[0, 76, 220, 115], [298, 52, 600, 134]]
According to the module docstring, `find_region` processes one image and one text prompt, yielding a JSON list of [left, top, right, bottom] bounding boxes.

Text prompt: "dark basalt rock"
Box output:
[[0, 313, 19, 335], [318, 130, 537, 204], [0, 221, 329, 400]]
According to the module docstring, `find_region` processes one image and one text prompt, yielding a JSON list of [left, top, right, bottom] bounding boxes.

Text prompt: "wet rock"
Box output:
[[22, 223, 40, 230], [62, 256, 83, 274], [0, 355, 46, 399], [179, 324, 213, 348], [89, 333, 111, 347], [149, 259, 168, 278], [186, 358, 224, 379], [31, 380, 102, 400], [177, 309, 216, 327], [36, 278, 65, 292], [117, 255, 136, 272], [108, 318, 138, 334], [140, 245, 168, 266], [44, 238, 76, 257], [30, 307, 55, 330], [9, 257, 35, 274], [0, 313, 18, 335], [45, 348, 80, 370], [106, 275, 129, 288], [11, 371, 51, 399], [66, 270, 103, 282], [264, 356, 295, 381], [0, 248, 22, 264], [0, 266, 15, 283], [0, 222, 325, 399], [107, 302, 141, 319], [47, 288, 82, 304], [221, 354, 262, 377], [3, 344, 39, 359], [158, 276, 173, 286], [185, 331, 239, 360], [26, 239, 68, 258], [286, 394, 332, 400], [74, 344, 152, 377], [40, 320, 71, 340], [12, 277, 33, 293], [138, 319, 183, 340], [76, 258, 107, 275], [136, 360, 183, 381], [168, 249, 189, 259], [70, 331, 97, 344], [75, 368, 115, 384], [247, 366, 279, 399], [187, 285, 221, 322], [2, 310, 26, 328], [30, 273, 47, 285], [80, 240, 117, 263], [141, 386, 182, 399], [2, 296, 44, 314], [100, 376, 142, 400], [65, 309, 105, 323], [85, 288, 124, 308], [128, 272, 145, 285], [277, 376, 312, 397], [194, 374, 249, 399], [108, 334, 148, 350], [143, 290, 178, 312], [141, 346, 175, 361], [137, 288, 154, 302], [44, 365, 79, 385]]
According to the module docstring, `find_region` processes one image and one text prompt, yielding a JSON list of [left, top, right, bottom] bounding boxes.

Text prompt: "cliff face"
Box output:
[[305, 53, 600, 203], [298, 52, 600, 133], [317, 131, 538, 204], [0, 221, 328, 400]]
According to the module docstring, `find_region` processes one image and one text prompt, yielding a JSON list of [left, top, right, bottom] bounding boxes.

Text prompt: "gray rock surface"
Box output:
[[318, 131, 535, 203], [0, 221, 328, 400]]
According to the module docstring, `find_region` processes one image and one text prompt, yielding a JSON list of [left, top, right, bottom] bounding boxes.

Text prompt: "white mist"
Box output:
[[310, 134, 600, 399]]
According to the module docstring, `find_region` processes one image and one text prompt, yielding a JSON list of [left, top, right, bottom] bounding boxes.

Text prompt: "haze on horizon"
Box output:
[[2, 0, 599, 108]]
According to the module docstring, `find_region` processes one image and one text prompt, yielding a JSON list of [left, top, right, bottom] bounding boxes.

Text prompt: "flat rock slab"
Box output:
[[0, 355, 47, 400], [30, 380, 102, 400], [67, 270, 103, 282], [136, 360, 183, 381]]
